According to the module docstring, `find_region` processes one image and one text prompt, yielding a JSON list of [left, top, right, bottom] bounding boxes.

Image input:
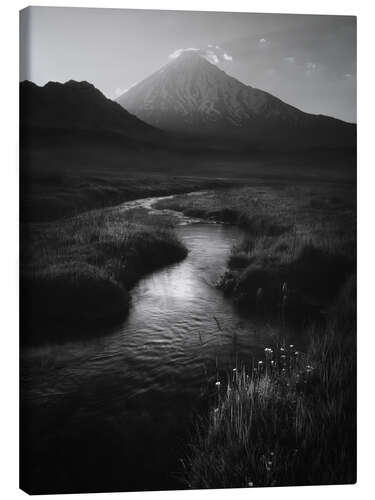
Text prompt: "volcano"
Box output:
[[116, 51, 355, 150]]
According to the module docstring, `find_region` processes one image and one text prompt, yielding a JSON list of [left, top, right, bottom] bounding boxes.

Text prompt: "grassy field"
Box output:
[[155, 181, 356, 319], [21, 206, 187, 344], [20, 144, 355, 223], [23, 148, 354, 342], [156, 180, 356, 487], [21, 146, 355, 343], [185, 275, 356, 488], [20, 144, 357, 487], [21, 165, 234, 223]]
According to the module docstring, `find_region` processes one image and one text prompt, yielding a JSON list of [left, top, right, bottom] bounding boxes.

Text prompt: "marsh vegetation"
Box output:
[[185, 276, 356, 488], [20, 167, 356, 491], [156, 181, 356, 487], [21, 206, 187, 343], [156, 182, 355, 318]]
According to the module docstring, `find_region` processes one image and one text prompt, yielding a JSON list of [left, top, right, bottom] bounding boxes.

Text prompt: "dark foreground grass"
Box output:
[[185, 276, 356, 488], [157, 180, 356, 487], [21, 206, 187, 343]]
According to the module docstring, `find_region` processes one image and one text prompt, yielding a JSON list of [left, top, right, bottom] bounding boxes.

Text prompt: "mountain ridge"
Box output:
[[20, 79, 165, 148], [116, 52, 355, 150]]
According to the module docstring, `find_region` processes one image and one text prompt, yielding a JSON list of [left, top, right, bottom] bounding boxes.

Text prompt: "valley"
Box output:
[[20, 35, 357, 493]]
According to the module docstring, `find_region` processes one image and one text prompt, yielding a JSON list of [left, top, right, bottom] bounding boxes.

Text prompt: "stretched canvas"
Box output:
[[19, 6, 357, 494]]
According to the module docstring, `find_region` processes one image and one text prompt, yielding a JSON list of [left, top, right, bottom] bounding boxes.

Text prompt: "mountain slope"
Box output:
[[117, 52, 355, 150], [20, 80, 163, 147]]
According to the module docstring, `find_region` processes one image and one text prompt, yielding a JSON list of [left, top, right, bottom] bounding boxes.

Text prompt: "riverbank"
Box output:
[[21, 213, 262, 494], [155, 182, 356, 319], [20, 180, 356, 491], [21, 204, 187, 344], [158, 182, 357, 487], [185, 275, 356, 487]]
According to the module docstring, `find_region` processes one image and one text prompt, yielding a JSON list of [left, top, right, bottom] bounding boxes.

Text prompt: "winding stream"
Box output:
[[21, 194, 281, 493]]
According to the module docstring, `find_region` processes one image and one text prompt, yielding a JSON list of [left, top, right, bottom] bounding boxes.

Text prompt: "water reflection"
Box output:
[[21, 202, 281, 492], [24, 221, 278, 405]]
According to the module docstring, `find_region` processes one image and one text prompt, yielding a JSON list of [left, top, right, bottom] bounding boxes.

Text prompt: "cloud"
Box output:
[[168, 46, 233, 65], [258, 37, 271, 49], [205, 50, 219, 64], [305, 62, 319, 76], [285, 56, 295, 64], [169, 47, 199, 59]]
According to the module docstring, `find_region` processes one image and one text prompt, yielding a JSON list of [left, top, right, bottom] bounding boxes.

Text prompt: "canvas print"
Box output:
[[19, 7, 356, 494]]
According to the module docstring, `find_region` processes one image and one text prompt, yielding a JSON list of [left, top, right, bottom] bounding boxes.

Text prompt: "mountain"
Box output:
[[116, 51, 356, 150], [20, 80, 164, 148]]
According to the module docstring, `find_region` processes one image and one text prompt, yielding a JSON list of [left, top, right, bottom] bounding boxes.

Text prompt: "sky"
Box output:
[[20, 7, 356, 123]]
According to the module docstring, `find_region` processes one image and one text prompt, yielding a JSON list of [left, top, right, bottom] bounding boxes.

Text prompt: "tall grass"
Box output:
[[156, 183, 355, 319], [220, 232, 354, 319], [21, 207, 187, 342], [169, 182, 356, 487], [184, 276, 356, 488]]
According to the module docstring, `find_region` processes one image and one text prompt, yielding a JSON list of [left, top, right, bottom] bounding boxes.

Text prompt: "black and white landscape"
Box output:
[[117, 50, 355, 149], [20, 7, 356, 495]]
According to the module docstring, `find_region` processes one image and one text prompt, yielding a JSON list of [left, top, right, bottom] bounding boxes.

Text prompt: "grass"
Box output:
[[156, 182, 356, 320], [184, 275, 356, 488], [20, 143, 355, 224], [21, 206, 187, 343], [155, 182, 355, 235], [21, 165, 235, 223], [20, 143, 357, 485], [220, 235, 354, 319], [157, 180, 356, 487]]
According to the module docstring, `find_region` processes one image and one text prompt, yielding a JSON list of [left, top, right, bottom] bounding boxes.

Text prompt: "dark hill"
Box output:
[[20, 80, 165, 149]]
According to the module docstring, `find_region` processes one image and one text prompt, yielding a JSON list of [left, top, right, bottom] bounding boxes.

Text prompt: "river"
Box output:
[[21, 194, 281, 493]]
